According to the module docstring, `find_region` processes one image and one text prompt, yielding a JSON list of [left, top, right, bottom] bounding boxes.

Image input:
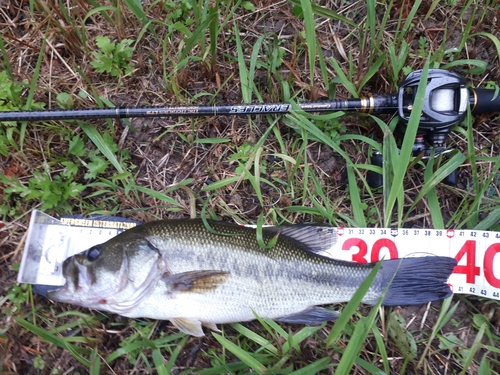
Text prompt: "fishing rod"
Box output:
[[1, 69, 498, 123], [1, 69, 499, 185]]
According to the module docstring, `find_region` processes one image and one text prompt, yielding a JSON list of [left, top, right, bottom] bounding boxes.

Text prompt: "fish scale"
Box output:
[[48, 219, 456, 336]]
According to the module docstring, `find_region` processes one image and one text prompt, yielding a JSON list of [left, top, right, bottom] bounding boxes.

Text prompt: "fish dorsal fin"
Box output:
[[264, 224, 337, 253], [162, 270, 229, 293], [171, 317, 205, 337]]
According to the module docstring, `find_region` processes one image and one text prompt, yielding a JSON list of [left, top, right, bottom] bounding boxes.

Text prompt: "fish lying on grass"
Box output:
[[44, 219, 456, 337]]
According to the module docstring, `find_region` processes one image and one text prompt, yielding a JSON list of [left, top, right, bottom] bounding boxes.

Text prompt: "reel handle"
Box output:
[[367, 152, 383, 189]]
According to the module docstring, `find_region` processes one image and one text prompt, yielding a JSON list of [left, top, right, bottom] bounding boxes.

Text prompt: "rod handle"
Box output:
[[367, 152, 383, 188], [470, 88, 500, 115]]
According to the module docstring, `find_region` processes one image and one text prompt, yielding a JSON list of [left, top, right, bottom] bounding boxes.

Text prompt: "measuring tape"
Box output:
[[320, 227, 500, 300], [17, 210, 139, 286], [18, 210, 500, 301]]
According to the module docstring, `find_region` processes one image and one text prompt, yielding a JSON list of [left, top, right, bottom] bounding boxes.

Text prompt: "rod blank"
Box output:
[[0, 95, 399, 122]]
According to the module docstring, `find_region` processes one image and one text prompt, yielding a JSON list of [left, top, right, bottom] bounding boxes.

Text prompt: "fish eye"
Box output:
[[86, 246, 101, 261]]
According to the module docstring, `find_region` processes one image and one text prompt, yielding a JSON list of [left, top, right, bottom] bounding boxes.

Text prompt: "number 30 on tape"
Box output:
[[323, 228, 500, 300]]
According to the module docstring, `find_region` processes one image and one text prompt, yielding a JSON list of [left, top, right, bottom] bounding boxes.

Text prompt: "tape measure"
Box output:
[[320, 227, 500, 300], [17, 210, 139, 286]]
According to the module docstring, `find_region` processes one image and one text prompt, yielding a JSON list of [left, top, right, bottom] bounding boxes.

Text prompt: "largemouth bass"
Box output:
[[46, 219, 456, 336]]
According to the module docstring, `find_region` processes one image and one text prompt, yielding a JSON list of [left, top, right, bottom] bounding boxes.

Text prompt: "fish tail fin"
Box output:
[[380, 256, 456, 306]]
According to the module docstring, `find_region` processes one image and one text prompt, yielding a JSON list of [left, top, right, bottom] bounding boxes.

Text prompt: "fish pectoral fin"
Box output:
[[171, 317, 205, 337], [162, 270, 229, 293], [275, 306, 339, 324]]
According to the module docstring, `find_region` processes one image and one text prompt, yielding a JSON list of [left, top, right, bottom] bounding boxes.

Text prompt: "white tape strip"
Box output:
[[17, 210, 137, 286], [319, 227, 500, 300]]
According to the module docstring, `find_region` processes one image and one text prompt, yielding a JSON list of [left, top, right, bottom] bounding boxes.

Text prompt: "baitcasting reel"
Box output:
[[368, 69, 471, 188]]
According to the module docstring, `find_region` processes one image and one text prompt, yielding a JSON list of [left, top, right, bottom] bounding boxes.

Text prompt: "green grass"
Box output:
[[1, 0, 500, 374]]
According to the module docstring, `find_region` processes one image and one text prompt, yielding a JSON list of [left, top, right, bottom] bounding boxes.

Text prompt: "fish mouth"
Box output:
[[46, 282, 75, 302], [46, 255, 97, 303], [33, 284, 64, 297]]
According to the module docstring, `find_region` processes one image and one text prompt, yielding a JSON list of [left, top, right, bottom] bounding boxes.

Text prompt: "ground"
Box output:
[[1, 0, 500, 374]]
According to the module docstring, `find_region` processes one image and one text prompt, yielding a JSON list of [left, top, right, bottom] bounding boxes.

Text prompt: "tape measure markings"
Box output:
[[321, 227, 500, 300]]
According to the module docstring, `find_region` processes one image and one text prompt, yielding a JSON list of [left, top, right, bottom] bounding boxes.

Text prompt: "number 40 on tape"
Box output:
[[324, 228, 500, 301]]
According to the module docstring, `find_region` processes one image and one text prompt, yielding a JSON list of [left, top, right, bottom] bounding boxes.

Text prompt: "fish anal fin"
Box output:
[[171, 317, 205, 337], [275, 306, 339, 324], [162, 270, 229, 293]]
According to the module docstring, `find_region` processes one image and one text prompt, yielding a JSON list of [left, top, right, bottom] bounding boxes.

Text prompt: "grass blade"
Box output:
[[89, 347, 101, 375], [0, 34, 12, 78], [474, 208, 500, 231], [459, 322, 487, 375], [15, 317, 91, 367], [20, 31, 47, 149], [471, 32, 500, 63], [123, 0, 157, 37], [384, 62, 429, 227], [335, 311, 375, 374], [247, 35, 265, 101], [423, 154, 444, 229], [346, 165, 367, 227], [354, 357, 388, 375], [231, 323, 279, 355], [327, 260, 383, 346], [404, 151, 466, 225], [359, 53, 387, 90], [287, 0, 356, 27], [234, 23, 250, 103], [213, 332, 268, 374], [299, 0, 316, 86], [78, 121, 124, 173], [152, 348, 169, 375], [371, 326, 390, 374], [179, 12, 217, 63], [329, 57, 358, 97], [417, 297, 458, 369], [289, 357, 331, 375], [366, 0, 376, 49], [282, 325, 323, 355], [106, 339, 156, 363], [395, 0, 423, 42], [134, 185, 185, 209]]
